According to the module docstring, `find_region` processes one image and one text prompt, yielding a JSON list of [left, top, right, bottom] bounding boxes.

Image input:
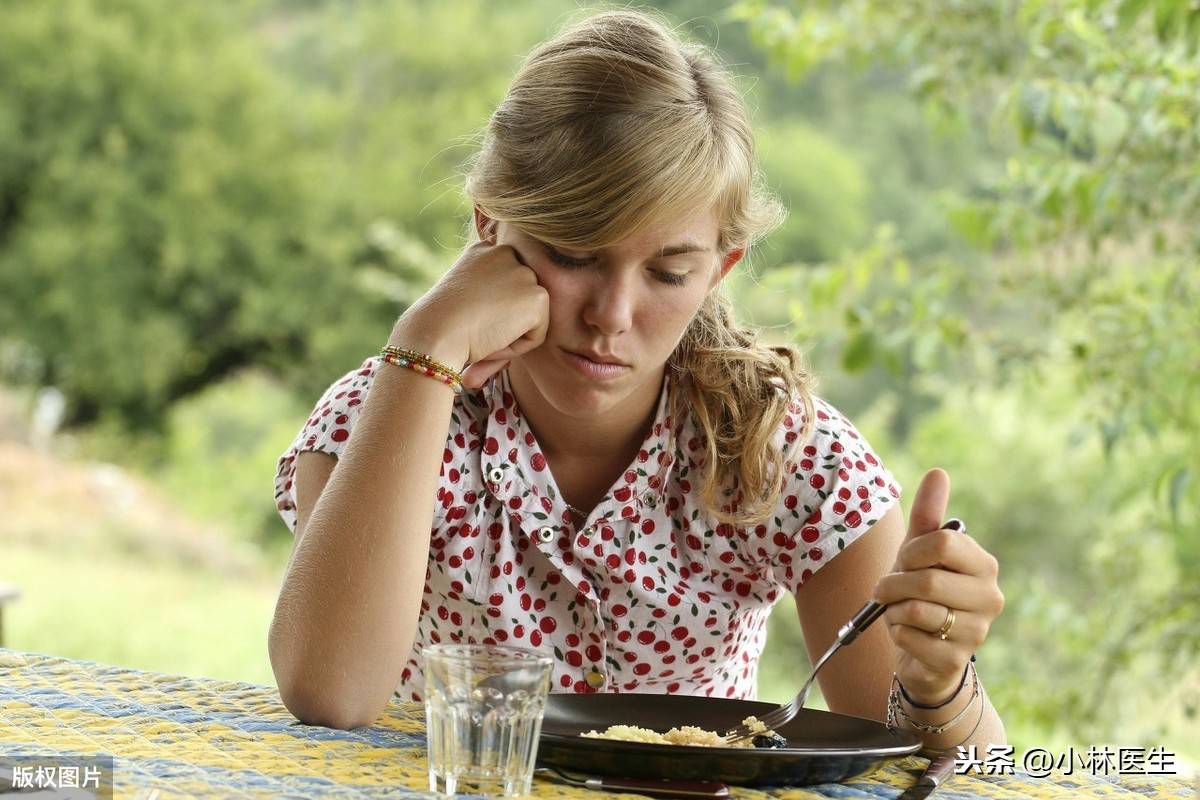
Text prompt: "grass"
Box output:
[[0, 421, 283, 687], [2, 539, 279, 686]]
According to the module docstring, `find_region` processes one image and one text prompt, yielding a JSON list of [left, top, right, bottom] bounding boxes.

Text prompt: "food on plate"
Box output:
[[750, 731, 789, 749], [580, 715, 786, 748]]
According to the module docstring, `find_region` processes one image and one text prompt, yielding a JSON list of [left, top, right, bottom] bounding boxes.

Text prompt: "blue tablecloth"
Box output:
[[0, 649, 1193, 798]]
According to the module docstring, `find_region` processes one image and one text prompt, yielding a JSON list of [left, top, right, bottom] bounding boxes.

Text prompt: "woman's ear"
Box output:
[[722, 247, 744, 272], [474, 206, 498, 243], [710, 247, 744, 289]]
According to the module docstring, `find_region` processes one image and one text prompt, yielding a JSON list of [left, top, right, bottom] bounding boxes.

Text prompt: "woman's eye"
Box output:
[[544, 245, 689, 286], [544, 246, 593, 268]]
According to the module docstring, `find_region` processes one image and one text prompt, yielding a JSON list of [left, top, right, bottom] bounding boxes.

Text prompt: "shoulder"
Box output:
[[758, 392, 903, 591], [778, 392, 900, 515], [272, 355, 491, 533]]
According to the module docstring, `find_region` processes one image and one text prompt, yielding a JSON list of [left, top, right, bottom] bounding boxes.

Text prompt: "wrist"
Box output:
[[902, 674, 963, 709], [899, 677, 958, 708], [898, 655, 974, 708], [389, 310, 468, 372], [887, 662, 982, 739]]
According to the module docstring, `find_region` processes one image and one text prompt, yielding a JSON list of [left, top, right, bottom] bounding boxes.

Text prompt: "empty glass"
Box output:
[[423, 643, 553, 797]]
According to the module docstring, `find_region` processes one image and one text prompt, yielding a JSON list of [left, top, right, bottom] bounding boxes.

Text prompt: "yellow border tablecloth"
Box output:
[[0, 650, 1192, 798]]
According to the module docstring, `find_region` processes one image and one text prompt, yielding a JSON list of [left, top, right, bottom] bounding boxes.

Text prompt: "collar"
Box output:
[[480, 368, 679, 530]]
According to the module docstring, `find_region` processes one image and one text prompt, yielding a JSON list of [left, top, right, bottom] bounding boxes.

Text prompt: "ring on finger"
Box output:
[[936, 607, 956, 640]]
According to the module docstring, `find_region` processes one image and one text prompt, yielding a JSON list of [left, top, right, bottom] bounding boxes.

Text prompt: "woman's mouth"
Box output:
[[561, 349, 631, 380]]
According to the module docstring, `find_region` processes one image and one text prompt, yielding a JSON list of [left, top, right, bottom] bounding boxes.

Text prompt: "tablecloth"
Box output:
[[0, 649, 1193, 798]]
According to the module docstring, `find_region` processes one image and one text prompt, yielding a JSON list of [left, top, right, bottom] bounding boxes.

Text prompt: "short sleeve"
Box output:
[[273, 356, 380, 534], [763, 395, 902, 593]]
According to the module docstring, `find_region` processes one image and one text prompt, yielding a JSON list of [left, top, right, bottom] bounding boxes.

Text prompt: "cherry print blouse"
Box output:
[[274, 356, 902, 702]]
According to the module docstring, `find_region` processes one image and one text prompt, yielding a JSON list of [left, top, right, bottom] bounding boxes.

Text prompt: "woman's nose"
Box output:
[[582, 275, 635, 336]]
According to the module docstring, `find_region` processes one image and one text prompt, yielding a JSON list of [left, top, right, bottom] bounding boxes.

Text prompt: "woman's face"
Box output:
[[480, 207, 740, 419]]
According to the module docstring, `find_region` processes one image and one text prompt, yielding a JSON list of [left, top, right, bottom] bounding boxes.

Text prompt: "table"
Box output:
[[0, 649, 1193, 798]]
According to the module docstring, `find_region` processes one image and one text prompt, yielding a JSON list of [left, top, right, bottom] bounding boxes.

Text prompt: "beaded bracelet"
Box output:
[[380, 346, 464, 385], [380, 351, 464, 394], [381, 345, 464, 376], [379, 346, 464, 394]]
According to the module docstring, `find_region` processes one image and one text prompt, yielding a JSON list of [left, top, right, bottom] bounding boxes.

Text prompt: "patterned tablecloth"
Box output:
[[0, 649, 1193, 799]]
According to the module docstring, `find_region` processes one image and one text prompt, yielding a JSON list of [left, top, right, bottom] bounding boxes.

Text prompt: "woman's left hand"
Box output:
[[871, 468, 1006, 704]]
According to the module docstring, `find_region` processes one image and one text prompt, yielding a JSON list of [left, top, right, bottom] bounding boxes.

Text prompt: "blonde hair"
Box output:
[[463, 7, 816, 526]]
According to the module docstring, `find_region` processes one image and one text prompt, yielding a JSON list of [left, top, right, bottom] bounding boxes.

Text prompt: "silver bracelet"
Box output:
[[886, 661, 980, 735], [928, 682, 989, 758]]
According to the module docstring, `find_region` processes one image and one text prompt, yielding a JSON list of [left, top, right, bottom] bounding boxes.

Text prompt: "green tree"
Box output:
[[734, 0, 1199, 749], [0, 0, 588, 433], [0, 0, 372, 430]]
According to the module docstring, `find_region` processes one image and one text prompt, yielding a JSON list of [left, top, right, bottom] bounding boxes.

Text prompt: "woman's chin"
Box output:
[[544, 375, 626, 414], [512, 351, 651, 418]]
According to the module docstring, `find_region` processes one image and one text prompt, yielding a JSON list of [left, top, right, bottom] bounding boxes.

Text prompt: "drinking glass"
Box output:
[[423, 643, 553, 797]]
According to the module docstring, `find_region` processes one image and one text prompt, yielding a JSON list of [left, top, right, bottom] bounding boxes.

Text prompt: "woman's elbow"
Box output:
[[277, 681, 382, 730], [270, 647, 383, 730]]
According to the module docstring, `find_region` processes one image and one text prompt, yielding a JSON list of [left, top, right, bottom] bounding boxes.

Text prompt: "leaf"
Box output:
[[841, 329, 876, 372], [946, 201, 994, 248], [1154, 0, 1184, 42], [911, 330, 940, 370], [881, 348, 904, 377], [1099, 416, 1125, 457], [1117, 0, 1150, 32], [1168, 467, 1192, 524], [908, 64, 942, 99], [1052, 89, 1088, 148], [1093, 98, 1130, 156]]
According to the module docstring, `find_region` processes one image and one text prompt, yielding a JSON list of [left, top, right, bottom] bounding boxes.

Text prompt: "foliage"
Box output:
[[733, 0, 1199, 749], [0, 0, 572, 432], [155, 370, 311, 557], [753, 119, 869, 267], [0, 0, 370, 431]]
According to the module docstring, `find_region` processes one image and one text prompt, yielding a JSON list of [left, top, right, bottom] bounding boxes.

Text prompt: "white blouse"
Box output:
[[275, 357, 901, 701]]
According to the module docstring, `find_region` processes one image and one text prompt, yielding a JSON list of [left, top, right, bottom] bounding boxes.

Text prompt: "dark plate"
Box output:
[[537, 693, 922, 787]]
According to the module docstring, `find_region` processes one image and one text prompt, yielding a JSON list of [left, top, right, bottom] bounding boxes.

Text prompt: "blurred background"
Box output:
[[1, 0, 1196, 768]]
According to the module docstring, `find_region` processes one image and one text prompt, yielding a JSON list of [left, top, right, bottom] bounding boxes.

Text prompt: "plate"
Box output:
[[536, 693, 922, 787]]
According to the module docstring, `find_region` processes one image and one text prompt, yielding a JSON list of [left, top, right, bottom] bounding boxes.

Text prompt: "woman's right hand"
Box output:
[[393, 239, 551, 389]]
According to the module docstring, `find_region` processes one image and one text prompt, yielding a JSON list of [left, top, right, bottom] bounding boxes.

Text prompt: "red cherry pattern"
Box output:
[[275, 358, 900, 702]]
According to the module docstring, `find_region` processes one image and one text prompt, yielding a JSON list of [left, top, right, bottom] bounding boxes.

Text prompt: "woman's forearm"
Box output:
[[268, 318, 465, 729]]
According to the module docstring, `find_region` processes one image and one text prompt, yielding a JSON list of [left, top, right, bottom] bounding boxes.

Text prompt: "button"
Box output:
[[640, 490, 658, 508], [536, 526, 555, 543], [585, 671, 606, 689], [487, 467, 504, 483]]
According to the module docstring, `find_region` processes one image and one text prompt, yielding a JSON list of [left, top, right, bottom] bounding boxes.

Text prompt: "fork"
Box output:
[[721, 518, 965, 745]]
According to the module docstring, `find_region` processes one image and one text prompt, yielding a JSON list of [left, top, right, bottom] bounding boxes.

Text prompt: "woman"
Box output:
[[269, 8, 1007, 755]]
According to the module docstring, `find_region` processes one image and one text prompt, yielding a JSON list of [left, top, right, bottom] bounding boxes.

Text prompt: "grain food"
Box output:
[[580, 715, 785, 748]]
